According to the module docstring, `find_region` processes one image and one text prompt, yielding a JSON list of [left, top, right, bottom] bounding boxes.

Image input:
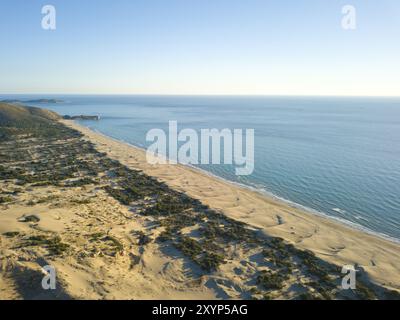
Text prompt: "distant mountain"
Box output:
[[0, 99, 63, 104]]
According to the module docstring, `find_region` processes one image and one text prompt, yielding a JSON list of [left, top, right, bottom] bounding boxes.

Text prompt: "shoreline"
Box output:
[[80, 122, 400, 245], [63, 119, 400, 290]]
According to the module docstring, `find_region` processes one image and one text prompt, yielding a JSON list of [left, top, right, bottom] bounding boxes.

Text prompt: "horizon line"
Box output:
[[1, 93, 400, 98]]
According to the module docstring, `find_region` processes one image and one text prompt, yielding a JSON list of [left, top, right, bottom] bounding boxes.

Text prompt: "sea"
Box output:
[[2, 94, 399, 242]]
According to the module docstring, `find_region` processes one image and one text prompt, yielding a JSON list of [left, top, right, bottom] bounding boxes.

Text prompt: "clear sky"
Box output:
[[0, 0, 399, 96]]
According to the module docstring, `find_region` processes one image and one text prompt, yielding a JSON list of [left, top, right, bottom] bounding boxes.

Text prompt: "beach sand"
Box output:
[[1, 116, 399, 300], [63, 120, 400, 292]]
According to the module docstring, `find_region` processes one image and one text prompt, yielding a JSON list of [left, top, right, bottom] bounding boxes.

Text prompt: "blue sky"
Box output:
[[0, 0, 399, 96]]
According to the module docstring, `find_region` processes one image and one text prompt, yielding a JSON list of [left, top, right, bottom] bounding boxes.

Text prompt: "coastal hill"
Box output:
[[0, 103, 399, 300], [0, 102, 99, 125], [0, 102, 60, 125]]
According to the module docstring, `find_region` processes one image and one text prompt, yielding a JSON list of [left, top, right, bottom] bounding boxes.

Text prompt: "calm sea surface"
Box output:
[[2, 95, 400, 241]]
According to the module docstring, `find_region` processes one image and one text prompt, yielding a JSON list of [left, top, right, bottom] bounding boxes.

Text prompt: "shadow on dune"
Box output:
[[10, 260, 72, 300]]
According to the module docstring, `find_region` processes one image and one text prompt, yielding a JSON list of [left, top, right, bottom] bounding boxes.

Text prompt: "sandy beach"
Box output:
[[64, 120, 400, 291], [1, 105, 399, 300]]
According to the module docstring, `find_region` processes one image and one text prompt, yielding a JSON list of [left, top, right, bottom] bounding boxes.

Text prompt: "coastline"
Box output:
[[85, 124, 400, 245], [63, 120, 400, 291]]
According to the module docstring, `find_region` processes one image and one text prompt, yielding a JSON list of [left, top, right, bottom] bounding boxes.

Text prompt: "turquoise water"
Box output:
[[2, 95, 400, 241]]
